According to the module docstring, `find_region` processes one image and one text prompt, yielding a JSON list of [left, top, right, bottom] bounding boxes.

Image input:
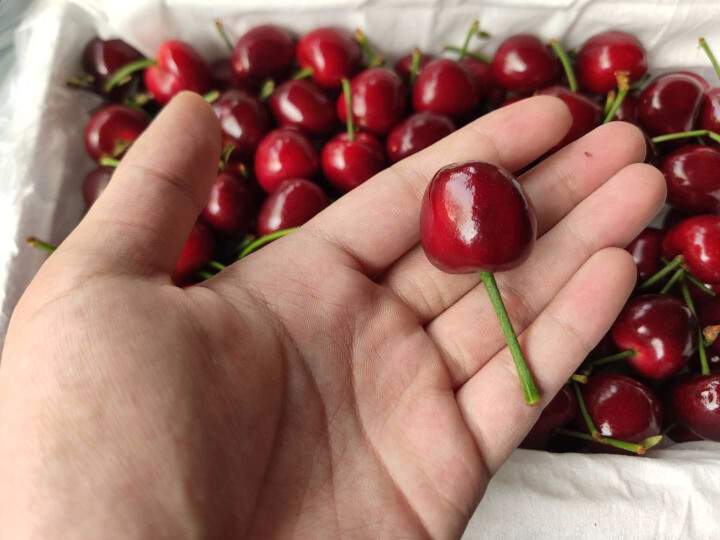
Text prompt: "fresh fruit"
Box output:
[[232, 25, 295, 85], [395, 50, 434, 83], [661, 145, 720, 214], [200, 172, 258, 236], [82, 166, 114, 207], [212, 89, 269, 157], [663, 216, 720, 284], [336, 67, 406, 135], [254, 127, 320, 193], [520, 386, 578, 450], [537, 86, 602, 153], [491, 34, 559, 94], [671, 374, 720, 441], [386, 112, 455, 163], [81, 37, 143, 100], [321, 131, 385, 193], [412, 59, 478, 117], [576, 31, 648, 93], [172, 222, 216, 285], [637, 73, 707, 140], [625, 227, 665, 282], [84, 104, 148, 162], [256, 178, 329, 236], [268, 79, 337, 136], [296, 27, 363, 88], [143, 40, 211, 104]]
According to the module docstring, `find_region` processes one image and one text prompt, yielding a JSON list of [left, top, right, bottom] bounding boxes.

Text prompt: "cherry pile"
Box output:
[[29, 22, 720, 454]]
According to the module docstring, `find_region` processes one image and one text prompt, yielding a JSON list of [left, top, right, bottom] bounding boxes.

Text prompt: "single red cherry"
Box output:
[[576, 31, 647, 93], [82, 166, 114, 207], [254, 127, 319, 193], [144, 41, 211, 105], [200, 172, 258, 237], [520, 385, 578, 450], [625, 227, 665, 282], [671, 374, 720, 441], [537, 86, 602, 153], [394, 51, 434, 83], [172, 222, 216, 285], [232, 25, 295, 85], [296, 27, 363, 88], [256, 178, 329, 236], [336, 67, 406, 135], [661, 145, 720, 214], [386, 112, 455, 163], [637, 73, 707, 140], [412, 59, 478, 117], [491, 34, 559, 94], [321, 132, 385, 193], [699, 88, 720, 138], [268, 79, 337, 136], [212, 89, 269, 157], [663, 215, 720, 284], [420, 161, 536, 273], [611, 294, 697, 379], [84, 104, 148, 162], [580, 373, 662, 443], [81, 37, 143, 100], [460, 57, 505, 108]]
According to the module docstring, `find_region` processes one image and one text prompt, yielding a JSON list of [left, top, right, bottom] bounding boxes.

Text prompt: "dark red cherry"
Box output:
[[200, 172, 258, 237], [662, 145, 720, 214], [688, 281, 720, 310], [699, 295, 720, 358], [394, 52, 434, 83], [84, 104, 148, 162], [576, 31, 647, 93], [268, 79, 337, 136], [144, 41, 211, 105], [612, 294, 697, 379], [256, 178, 329, 236], [212, 89, 269, 157], [296, 27, 363, 88], [254, 127, 319, 193], [460, 57, 505, 108], [386, 112, 455, 163], [412, 59, 478, 117], [171, 222, 216, 285], [420, 161, 536, 273], [82, 166, 114, 207], [499, 96, 526, 108], [663, 215, 720, 284], [637, 73, 707, 140], [491, 34, 559, 94], [671, 374, 720, 441], [643, 132, 659, 166], [537, 86, 602, 153], [210, 58, 246, 91], [520, 385, 578, 450], [232, 25, 295, 85], [625, 227, 665, 282], [321, 132, 385, 193], [699, 88, 720, 138], [581, 373, 662, 443], [666, 422, 704, 442], [336, 67, 406, 135], [612, 91, 639, 124], [81, 37, 143, 100]]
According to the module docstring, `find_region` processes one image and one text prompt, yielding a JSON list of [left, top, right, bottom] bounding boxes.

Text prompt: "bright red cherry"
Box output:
[[460, 57, 505, 108], [232, 25, 295, 86], [394, 51, 434, 83], [491, 34, 559, 94], [82, 166, 114, 207], [321, 132, 385, 193], [200, 172, 258, 237], [84, 104, 148, 162], [637, 73, 707, 140], [296, 27, 363, 88], [611, 294, 697, 379], [671, 374, 720, 441], [81, 37, 143, 100], [336, 67, 406, 135], [254, 127, 319, 193], [268, 79, 337, 136], [212, 89, 269, 157], [661, 145, 720, 214], [625, 227, 665, 282], [412, 59, 478, 117], [520, 385, 577, 450], [172, 222, 216, 285], [663, 216, 720, 284], [386, 112, 455, 163], [537, 86, 602, 153], [576, 31, 647, 93], [581, 373, 662, 443], [420, 161, 536, 273], [256, 178, 329, 236], [144, 41, 211, 105]]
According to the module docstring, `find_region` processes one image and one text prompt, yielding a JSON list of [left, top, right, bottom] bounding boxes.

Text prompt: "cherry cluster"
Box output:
[[30, 22, 720, 455]]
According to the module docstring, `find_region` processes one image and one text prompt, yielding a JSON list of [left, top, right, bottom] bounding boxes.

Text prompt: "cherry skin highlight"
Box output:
[[232, 25, 295, 86], [83, 104, 148, 162], [699, 88, 720, 138], [637, 73, 707, 139], [663, 215, 720, 284], [144, 40, 211, 105], [296, 27, 363, 88], [411, 59, 479, 117], [268, 79, 338, 137], [254, 127, 320, 193], [212, 89, 269, 157], [661, 145, 720, 214], [386, 112, 455, 163], [256, 178, 329, 236], [671, 374, 720, 442], [321, 132, 385, 193], [200, 172, 258, 237], [491, 34, 559, 94], [576, 31, 648, 93], [336, 67, 406, 135], [625, 227, 665, 282]]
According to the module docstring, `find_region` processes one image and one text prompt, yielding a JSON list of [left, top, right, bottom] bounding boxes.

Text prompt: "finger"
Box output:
[[428, 162, 666, 387], [455, 248, 637, 474], [300, 96, 571, 275], [381, 121, 647, 322], [62, 92, 221, 278]]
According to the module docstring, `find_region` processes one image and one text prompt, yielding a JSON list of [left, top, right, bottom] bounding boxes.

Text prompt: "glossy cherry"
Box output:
[[144, 41, 211, 105], [81, 37, 143, 100], [82, 166, 114, 208], [663, 215, 720, 284], [637, 73, 707, 139], [232, 25, 295, 85], [412, 59, 478, 117], [537, 86, 602, 153], [200, 172, 258, 237], [520, 386, 577, 450], [625, 227, 665, 282], [256, 178, 329, 236], [460, 57, 505, 108], [296, 27, 363, 88], [172, 222, 216, 286], [420, 161, 536, 273], [84, 104, 148, 162], [268, 79, 337, 136], [394, 51, 434, 83], [337, 67, 406, 135], [699, 88, 720, 137], [671, 374, 720, 441], [611, 294, 697, 379], [210, 58, 245, 91], [576, 31, 647, 93], [386, 112, 455, 163], [491, 34, 559, 94], [661, 145, 720, 214], [321, 132, 385, 193], [212, 89, 269, 157], [254, 127, 319, 193]]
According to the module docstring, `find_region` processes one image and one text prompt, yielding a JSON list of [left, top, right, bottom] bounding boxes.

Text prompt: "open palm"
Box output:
[[0, 93, 665, 539]]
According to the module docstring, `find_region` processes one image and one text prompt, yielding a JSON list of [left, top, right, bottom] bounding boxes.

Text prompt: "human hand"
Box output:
[[0, 92, 665, 539]]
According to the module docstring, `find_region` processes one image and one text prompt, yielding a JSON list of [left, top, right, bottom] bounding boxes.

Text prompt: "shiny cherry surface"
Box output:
[[268, 79, 337, 136], [386, 112, 455, 163], [412, 59, 478, 117], [671, 374, 720, 441], [637, 73, 707, 139], [625, 227, 664, 282], [520, 386, 577, 450], [82, 166, 114, 207], [537, 86, 602, 153], [172, 222, 216, 285], [212, 89, 269, 157], [232, 25, 295, 85], [460, 57, 505, 108], [337, 67, 406, 135], [200, 172, 258, 237], [321, 132, 385, 193], [663, 215, 720, 284], [612, 294, 697, 379], [144, 40, 210, 105], [491, 34, 558, 94], [420, 160, 536, 273], [81, 37, 143, 99], [662, 145, 720, 214], [699, 88, 720, 137], [576, 31, 648, 93], [394, 52, 434, 82], [256, 178, 329, 236], [296, 27, 363, 88], [84, 104, 148, 162], [254, 127, 320, 193]]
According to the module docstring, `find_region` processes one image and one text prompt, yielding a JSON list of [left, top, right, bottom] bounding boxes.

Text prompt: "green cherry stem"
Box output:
[[659, 268, 686, 295], [215, 20, 235, 53], [573, 381, 599, 438], [638, 255, 684, 290], [699, 38, 720, 80], [479, 271, 541, 406], [258, 79, 275, 101], [409, 47, 421, 87], [570, 373, 588, 384], [237, 227, 298, 259], [603, 71, 630, 123], [680, 277, 697, 317], [457, 20, 479, 61], [99, 156, 120, 167], [342, 78, 354, 142], [586, 349, 637, 368], [548, 39, 577, 92], [208, 260, 226, 272], [699, 328, 711, 376], [629, 73, 650, 90], [292, 67, 314, 80], [687, 274, 717, 296], [105, 58, 156, 92], [197, 269, 215, 280], [219, 143, 236, 170], [355, 29, 384, 67], [203, 90, 220, 103], [603, 89, 617, 116], [554, 428, 649, 454], [443, 46, 491, 63], [652, 129, 720, 144], [26, 236, 56, 253]]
